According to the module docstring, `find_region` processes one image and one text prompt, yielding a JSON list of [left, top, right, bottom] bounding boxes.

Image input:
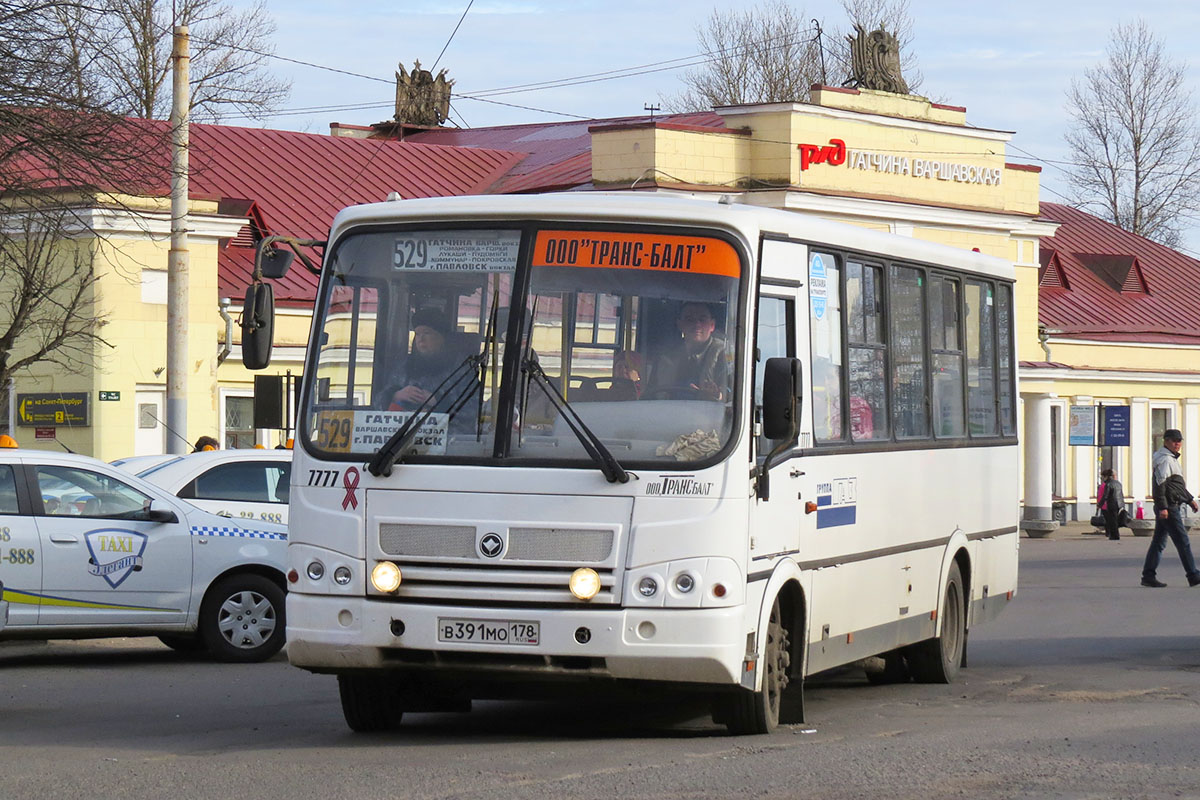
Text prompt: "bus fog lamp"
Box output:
[[569, 568, 601, 601], [306, 561, 325, 581], [673, 573, 696, 594], [371, 561, 402, 593], [637, 577, 658, 597], [333, 566, 352, 585]]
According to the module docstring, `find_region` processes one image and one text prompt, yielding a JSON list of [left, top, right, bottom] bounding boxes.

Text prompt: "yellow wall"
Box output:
[[6, 197, 239, 458]]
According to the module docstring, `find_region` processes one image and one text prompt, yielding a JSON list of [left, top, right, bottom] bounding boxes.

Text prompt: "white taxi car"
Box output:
[[0, 448, 287, 662], [132, 449, 291, 525]]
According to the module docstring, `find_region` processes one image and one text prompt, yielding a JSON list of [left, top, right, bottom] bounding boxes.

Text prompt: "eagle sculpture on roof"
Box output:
[[395, 60, 454, 127], [845, 25, 909, 95]]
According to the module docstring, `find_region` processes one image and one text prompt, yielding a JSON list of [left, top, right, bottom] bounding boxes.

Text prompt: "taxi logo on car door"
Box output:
[[84, 529, 148, 588]]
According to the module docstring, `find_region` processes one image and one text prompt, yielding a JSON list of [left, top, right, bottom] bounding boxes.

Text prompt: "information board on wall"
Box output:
[[1068, 405, 1094, 446], [1101, 406, 1131, 447]]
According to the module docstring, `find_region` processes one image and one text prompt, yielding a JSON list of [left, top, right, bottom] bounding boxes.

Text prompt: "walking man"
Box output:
[[1141, 429, 1200, 587]]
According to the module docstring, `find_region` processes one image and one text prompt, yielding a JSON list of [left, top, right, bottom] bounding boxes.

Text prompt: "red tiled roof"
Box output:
[[405, 111, 726, 182], [1037, 203, 1200, 344], [182, 124, 524, 303]]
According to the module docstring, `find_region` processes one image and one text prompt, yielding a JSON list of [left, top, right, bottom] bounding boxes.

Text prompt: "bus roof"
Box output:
[[329, 192, 1014, 281]]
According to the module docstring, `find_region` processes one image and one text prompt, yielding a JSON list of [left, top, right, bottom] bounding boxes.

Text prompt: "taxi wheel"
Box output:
[[200, 574, 286, 663]]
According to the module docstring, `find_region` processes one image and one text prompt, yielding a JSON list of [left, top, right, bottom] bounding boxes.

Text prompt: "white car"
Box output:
[[0, 448, 287, 662], [133, 449, 292, 526]]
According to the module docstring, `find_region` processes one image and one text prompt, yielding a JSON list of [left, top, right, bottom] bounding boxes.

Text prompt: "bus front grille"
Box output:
[[378, 523, 615, 564]]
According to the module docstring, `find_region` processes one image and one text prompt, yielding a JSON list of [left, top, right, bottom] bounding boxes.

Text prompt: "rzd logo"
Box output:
[[84, 529, 148, 588], [798, 138, 846, 171]]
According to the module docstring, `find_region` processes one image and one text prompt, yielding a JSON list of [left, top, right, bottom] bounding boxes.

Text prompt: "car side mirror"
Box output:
[[142, 499, 178, 524], [241, 281, 274, 370], [762, 357, 802, 441]]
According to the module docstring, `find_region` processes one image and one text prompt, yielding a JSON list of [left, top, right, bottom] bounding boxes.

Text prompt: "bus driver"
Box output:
[[647, 302, 730, 402]]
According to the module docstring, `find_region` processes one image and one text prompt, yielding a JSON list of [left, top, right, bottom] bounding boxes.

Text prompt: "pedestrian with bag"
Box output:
[[1099, 468, 1125, 540], [1141, 429, 1200, 587]]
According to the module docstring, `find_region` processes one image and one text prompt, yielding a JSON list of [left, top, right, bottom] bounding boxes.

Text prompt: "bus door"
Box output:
[[750, 237, 811, 564]]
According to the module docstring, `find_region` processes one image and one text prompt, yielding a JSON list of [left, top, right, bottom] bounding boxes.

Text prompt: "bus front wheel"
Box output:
[[338, 674, 404, 732], [906, 561, 966, 683], [719, 597, 790, 735]]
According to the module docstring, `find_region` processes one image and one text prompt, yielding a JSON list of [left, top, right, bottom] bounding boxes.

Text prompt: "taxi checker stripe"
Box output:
[[190, 525, 287, 541]]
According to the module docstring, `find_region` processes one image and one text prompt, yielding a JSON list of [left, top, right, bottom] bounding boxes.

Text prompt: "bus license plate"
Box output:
[[437, 618, 540, 646]]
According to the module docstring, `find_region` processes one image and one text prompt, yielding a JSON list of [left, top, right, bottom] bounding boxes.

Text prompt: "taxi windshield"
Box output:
[[302, 224, 743, 468]]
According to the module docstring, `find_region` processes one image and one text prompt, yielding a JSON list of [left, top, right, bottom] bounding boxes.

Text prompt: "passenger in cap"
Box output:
[[386, 308, 464, 412]]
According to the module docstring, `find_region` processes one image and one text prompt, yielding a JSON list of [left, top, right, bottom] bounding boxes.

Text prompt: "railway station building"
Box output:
[[6, 83, 1198, 531]]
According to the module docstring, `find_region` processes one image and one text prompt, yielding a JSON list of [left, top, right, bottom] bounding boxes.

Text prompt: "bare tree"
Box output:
[[79, 0, 290, 123], [663, 0, 921, 112], [0, 201, 111, 421], [0, 1, 160, 434], [1064, 20, 1200, 248], [663, 1, 823, 111]]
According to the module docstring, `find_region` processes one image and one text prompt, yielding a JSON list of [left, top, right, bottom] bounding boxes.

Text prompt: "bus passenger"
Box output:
[[647, 302, 730, 401], [610, 350, 644, 399]]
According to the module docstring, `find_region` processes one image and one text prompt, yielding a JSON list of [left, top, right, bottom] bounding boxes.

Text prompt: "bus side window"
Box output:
[[890, 265, 929, 438], [929, 276, 965, 437], [847, 261, 887, 441]]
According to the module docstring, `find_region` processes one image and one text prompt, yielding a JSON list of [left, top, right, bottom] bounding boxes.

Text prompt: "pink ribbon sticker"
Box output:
[[342, 466, 360, 510]]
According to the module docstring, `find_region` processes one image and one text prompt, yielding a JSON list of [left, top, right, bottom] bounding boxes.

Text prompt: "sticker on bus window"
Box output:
[[533, 231, 740, 278], [313, 410, 448, 455], [810, 253, 828, 321], [350, 411, 448, 455], [393, 230, 520, 272]]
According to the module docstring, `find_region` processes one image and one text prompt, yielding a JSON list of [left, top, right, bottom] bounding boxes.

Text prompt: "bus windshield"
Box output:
[[303, 224, 743, 467]]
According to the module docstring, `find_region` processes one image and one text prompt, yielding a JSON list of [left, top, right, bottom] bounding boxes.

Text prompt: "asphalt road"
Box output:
[[2, 527, 1199, 800]]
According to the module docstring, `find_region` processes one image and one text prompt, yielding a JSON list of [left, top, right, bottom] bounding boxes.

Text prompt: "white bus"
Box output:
[[249, 193, 1019, 735]]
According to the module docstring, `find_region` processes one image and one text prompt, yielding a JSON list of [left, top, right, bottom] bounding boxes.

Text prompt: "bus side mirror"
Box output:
[[259, 246, 294, 279], [242, 282, 275, 370], [762, 357, 802, 442]]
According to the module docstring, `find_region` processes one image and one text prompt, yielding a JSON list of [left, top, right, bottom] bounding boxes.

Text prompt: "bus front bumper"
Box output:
[[286, 592, 747, 686]]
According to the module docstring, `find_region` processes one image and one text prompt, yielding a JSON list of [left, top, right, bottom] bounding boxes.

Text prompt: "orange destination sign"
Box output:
[[533, 230, 740, 278]]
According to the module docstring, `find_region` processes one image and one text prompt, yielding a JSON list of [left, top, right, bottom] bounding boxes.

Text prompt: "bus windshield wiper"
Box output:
[[367, 354, 483, 477], [522, 357, 629, 484]]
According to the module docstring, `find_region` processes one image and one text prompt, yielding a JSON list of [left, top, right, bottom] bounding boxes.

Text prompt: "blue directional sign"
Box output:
[[1102, 405, 1131, 447]]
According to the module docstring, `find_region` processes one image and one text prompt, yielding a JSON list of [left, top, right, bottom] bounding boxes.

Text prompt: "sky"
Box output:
[[228, 0, 1200, 252]]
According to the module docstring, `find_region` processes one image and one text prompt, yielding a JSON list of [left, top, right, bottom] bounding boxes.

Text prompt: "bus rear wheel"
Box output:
[[721, 598, 790, 735], [338, 674, 404, 732], [906, 561, 965, 683]]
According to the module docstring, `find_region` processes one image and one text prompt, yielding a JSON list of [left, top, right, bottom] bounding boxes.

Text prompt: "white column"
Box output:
[[1130, 397, 1149, 507], [1072, 396, 1095, 521], [1022, 392, 1057, 533], [1186, 399, 1200, 487]]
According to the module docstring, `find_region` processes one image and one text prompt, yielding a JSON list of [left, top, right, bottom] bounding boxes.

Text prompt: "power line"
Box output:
[[432, 0, 474, 72]]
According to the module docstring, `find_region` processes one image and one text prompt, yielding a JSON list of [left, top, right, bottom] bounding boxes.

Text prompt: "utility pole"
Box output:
[[167, 26, 190, 454]]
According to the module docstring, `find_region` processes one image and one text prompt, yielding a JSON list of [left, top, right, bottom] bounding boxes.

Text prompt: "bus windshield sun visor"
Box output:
[[367, 354, 484, 477], [521, 357, 629, 484]]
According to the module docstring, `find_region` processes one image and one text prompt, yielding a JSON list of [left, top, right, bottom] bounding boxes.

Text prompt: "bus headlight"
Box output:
[[637, 576, 659, 597], [569, 568, 601, 601], [333, 566, 352, 586], [371, 561, 402, 593], [673, 572, 696, 594], [306, 561, 325, 581]]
